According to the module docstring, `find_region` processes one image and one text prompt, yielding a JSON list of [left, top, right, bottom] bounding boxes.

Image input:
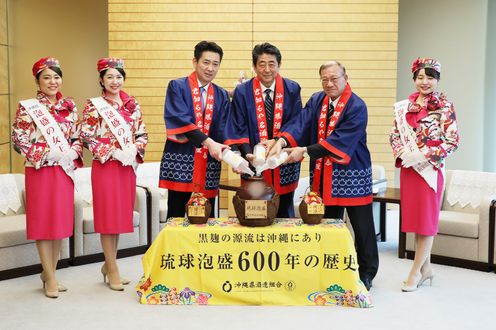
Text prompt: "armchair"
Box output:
[[405, 170, 496, 271], [0, 173, 69, 279], [136, 162, 168, 242]]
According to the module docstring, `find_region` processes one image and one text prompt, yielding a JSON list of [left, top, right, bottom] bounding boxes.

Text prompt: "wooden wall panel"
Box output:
[[0, 95, 9, 144], [0, 0, 6, 45], [254, 0, 398, 184], [0, 144, 10, 174], [108, 0, 399, 206], [0, 46, 8, 94], [0, 0, 10, 174]]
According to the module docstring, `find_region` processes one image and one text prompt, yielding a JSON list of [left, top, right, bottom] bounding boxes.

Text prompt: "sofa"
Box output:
[[405, 170, 496, 271], [136, 162, 168, 242], [72, 167, 148, 265], [138, 161, 229, 243], [0, 173, 70, 280]]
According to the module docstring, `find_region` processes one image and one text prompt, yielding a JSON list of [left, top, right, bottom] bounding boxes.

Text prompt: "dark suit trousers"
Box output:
[[324, 203, 379, 280], [276, 191, 295, 218]]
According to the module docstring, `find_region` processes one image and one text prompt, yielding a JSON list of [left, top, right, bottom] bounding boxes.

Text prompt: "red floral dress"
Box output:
[[390, 92, 459, 169], [11, 91, 82, 240], [80, 90, 148, 234], [81, 90, 147, 163], [389, 91, 460, 235], [12, 91, 83, 169]]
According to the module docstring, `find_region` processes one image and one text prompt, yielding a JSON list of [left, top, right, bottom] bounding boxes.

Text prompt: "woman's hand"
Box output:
[[47, 148, 64, 162], [401, 150, 425, 168], [59, 149, 79, 169], [112, 149, 128, 165]]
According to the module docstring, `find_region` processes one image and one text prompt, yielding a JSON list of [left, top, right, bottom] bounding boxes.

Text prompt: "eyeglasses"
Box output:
[[320, 75, 344, 85]]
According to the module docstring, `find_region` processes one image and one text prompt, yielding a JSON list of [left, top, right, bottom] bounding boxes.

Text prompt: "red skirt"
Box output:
[[400, 166, 444, 235], [25, 166, 74, 240], [91, 160, 135, 234]]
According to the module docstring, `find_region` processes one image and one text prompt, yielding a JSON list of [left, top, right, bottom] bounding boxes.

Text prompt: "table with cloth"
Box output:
[[136, 218, 372, 307]]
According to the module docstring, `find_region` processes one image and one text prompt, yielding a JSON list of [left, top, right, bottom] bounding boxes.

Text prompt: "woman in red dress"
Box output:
[[390, 58, 459, 291], [12, 57, 83, 298], [81, 58, 147, 291]]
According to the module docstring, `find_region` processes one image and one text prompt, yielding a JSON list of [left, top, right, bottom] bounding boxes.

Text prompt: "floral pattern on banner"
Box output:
[[390, 91, 459, 169], [207, 218, 242, 227], [308, 283, 373, 308], [136, 276, 212, 305], [164, 217, 318, 228], [11, 91, 82, 169], [137, 275, 371, 307], [319, 219, 347, 228], [81, 90, 148, 164]]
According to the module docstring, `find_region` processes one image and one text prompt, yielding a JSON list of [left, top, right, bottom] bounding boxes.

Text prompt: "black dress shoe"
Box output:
[[361, 277, 372, 291]]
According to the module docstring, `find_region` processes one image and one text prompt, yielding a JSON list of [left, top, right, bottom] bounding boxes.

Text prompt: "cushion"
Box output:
[[136, 162, 160, 188], [372, 164, 385, 180], [442, 200, 479, 214], [438, 210, 479, 238], [159, 199, 168, 223], [74, 167, 93, 204], [82, 207, 141, 234], [0, 215, 32, 248], [0, 174, 25, 216], [444, 170, 496, 209], [0, 207, 26, 217]]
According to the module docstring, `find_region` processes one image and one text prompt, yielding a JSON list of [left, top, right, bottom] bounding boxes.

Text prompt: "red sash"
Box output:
[[188, 72, 215, 195], [312, 83, 352, 194], [253, 74, 284, 187]]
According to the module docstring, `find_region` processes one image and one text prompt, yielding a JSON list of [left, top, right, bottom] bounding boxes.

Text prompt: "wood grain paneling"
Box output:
[[0, 95, 9, 144], [0, 143, 10, 174], [0, 1, 9, 173], [0, 0, 6, 45], [108, 0, 399, 198], [0, 46, 8, 94]]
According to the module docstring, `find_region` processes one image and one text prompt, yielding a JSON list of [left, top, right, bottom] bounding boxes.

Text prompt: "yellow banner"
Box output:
[[136, 218, 372, 307]]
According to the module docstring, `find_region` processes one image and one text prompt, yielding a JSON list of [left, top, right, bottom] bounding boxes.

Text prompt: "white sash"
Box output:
[[20, 99, 74, 180], [90, 97, 137, 172], [394, 100, 438, 192]]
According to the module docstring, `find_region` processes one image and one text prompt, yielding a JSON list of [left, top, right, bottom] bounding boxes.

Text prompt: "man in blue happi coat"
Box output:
[[159, 41, 230, 218], [268, 61, 379, 290], [224, 43, 303, 218]]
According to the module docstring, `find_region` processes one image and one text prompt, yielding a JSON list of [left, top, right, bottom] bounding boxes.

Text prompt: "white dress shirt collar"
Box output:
[[330, 95, 341, 108], [260, 80, 276, 99], [198, 80, 210, 91]]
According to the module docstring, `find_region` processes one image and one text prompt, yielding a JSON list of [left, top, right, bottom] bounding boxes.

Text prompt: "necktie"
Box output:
[[264, 89, 274, 138], [326, 102, 335, 128], [200, 87, 207, 112]]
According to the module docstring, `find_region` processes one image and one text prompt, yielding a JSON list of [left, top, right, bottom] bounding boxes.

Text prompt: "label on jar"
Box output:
[[307, 203, 324, 215], [245, 200, 267, 219], [188, 205, 206, 217]]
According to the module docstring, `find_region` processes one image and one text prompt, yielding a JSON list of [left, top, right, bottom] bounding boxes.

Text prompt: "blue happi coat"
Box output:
[[224, 77, 302, 194], [280, 90, 373, 206], [159, 76, 230, 197]]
